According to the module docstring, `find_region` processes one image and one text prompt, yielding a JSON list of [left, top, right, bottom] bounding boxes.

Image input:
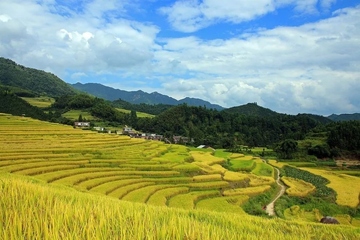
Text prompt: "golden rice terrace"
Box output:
[[0, 113, 273, 213]]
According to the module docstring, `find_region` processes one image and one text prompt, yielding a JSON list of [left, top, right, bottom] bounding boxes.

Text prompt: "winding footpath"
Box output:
[[266, 167, 286, 216]]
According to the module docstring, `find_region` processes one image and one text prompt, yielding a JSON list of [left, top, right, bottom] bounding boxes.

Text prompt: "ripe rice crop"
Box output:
[[223, 171, 249, 182], [248, 174, 275, 187], [90, 179, 154, 194], [3, 161, 87, 174], [107, 182, 155, 199], [210, 164, 227, 174], [168, 190, 220, 209], [193, 162, 223, 174], [146, 187, 189, 206], [121, 184, 174, 203], [151, 177, 193, 184], [223, 185, 271, 196], [1, 114, 359, 229], [186, 181, 229, 190], [54, 174, 138, 187], [195, 196, 248, 214], [3, 173, 358, 239], [172, 163, 201, 172], [14, 165, 79, 176], [192, 174, 222, 182], [35, 168, 128, 182], [268, 159, 287, 168], [284, 205, 319, 222], [301, 168, 360, 208], [282, 176, 316, 197], [191, 151, 224, 165]]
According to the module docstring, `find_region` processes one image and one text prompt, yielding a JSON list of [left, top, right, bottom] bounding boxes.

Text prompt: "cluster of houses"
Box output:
[[74, 122, 191, 144]]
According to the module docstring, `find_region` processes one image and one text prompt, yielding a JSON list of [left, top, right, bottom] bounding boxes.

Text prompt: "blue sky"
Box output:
[[0, 0, 360, 115]]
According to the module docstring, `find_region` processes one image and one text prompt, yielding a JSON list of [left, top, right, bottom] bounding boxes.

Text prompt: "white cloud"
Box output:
[[156, 5, 360, 114], [160, 0, 333, 32], [0, 0, 159, 76], [160, 0, 276, 32], [0, 0, 358, 115]]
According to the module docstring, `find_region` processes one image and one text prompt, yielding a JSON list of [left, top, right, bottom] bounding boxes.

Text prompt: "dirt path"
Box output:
[[266, 167, 286, 216]]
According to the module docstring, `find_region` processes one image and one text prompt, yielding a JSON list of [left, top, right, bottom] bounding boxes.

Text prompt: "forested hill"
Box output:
[[223, 103, 331, 124], [328, 113, 360, 122], [223, 103, 282, 117], [135, 104, 323, 148], [0, 57, 76, 97]]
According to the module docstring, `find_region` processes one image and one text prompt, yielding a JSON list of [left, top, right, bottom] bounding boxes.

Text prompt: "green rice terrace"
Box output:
[[1, 113, 359, 239]]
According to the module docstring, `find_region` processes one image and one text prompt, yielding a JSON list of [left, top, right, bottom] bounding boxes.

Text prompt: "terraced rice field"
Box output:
[[300, 168, 360, 208], [282, 176, 316, 197], [0, 114, 277, 213]]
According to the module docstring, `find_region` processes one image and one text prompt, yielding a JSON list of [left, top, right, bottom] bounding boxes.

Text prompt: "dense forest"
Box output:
[[0, 57, 76, 97], [134, 104, 322, 148], [112, 99, 173, 115]]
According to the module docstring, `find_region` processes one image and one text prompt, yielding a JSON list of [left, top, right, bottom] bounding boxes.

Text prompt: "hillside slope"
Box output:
[[0, 57, 76, 97]]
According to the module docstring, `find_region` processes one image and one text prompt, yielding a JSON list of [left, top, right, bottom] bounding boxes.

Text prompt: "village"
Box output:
[[74, 121, 192, 145]]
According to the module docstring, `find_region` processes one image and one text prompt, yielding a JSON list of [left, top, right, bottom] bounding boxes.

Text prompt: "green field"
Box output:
[[21, 96, 55, 108], [116, 108, 155, 118], [62, 109, 95, 120]]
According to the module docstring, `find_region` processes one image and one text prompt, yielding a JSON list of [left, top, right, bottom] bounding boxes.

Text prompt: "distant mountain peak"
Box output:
[[72, 82, 224, 110]]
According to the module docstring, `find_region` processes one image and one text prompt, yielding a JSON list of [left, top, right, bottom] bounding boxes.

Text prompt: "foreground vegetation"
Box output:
[[1, 173, 359, 240]]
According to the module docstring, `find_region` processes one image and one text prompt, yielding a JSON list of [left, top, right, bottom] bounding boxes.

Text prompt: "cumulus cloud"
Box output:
[[156, 5, 360, 114], [0, 0, 358, 115], [0, 0, 159, 76], [160, 0, 333, 32]]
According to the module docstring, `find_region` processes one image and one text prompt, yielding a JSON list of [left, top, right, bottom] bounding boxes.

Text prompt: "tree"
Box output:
[[275, 139, 298, 159], [78, 114, 83, 122], [130, 110, 138, 127]]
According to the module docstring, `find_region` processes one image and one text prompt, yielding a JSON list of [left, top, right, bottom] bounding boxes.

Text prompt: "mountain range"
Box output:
[[71, 82, 224, 110]]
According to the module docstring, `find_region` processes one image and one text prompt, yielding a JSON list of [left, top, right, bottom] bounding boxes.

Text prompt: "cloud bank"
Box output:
[[0, 0, 359, 115]]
